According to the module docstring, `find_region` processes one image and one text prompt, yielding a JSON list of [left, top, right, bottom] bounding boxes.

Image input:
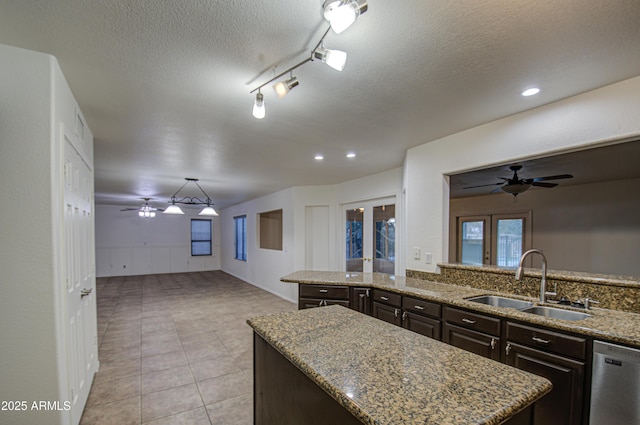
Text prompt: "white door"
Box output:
[[64, 134, 98, 425], [344, 198, 396, 274]]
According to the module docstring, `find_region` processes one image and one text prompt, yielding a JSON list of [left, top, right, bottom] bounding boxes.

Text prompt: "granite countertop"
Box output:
[[248, 305, 552, 425], [281, 270, 640, 348]]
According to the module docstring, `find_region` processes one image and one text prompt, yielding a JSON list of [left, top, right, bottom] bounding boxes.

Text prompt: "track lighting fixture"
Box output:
[[249, 1, 369, 119], [314, 47, 347, 71], [163, 178, 218, 216], [323, 0, 368, 34], [253, 91, 265, 119], [273, 75, 299, 98]]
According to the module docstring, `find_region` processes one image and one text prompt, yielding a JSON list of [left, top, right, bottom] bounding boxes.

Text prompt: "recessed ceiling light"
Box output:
[[522, 88, 540, 97], [346, 152, 356, 158], [314, 154, 324, 160]]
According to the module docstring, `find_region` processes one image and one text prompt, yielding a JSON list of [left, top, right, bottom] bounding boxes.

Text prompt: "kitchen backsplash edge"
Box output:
[[407, 263, 640, 314]]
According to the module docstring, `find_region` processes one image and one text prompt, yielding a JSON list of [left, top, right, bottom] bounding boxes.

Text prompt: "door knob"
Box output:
[[81, 288, 93, 298]]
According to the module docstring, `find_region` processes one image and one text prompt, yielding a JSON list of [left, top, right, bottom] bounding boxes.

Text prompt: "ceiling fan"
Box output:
[[120, 198, 164, 218], [463, 165, 573, 197]]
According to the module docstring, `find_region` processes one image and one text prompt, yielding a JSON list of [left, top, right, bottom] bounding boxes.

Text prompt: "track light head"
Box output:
[[252, 92, 265, 119], [273, 76, 299, 98], [314, 47, 347, 71], [323, 0, 368, 34]]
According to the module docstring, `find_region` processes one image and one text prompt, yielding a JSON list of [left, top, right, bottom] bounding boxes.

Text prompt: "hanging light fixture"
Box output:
[[249, 1, 368, 118], [252, 91, 265, 119], [323, 0, 368, 34], [314, 46, 347, 71], [273, 75, 299, 98], [163, 178, 218, 216]]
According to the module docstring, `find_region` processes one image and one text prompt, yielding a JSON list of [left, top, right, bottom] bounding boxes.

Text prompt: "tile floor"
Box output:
[[80, 271, 296, 425]]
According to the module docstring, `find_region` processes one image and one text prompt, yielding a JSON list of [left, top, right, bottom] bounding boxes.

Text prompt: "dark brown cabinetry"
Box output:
[[443, 307, 501, 361], [298, 284, 350, 309], [402, 296, 441, 340], [349, 287, 371, 315], [505, 322, 587, 425], [372, 289, 402, 326]]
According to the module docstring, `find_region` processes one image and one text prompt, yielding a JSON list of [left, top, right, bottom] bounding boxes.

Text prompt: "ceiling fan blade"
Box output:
[[531, 182, 558, 188], [120, 207, 139, 211], [462, 182, 504, 189], [529, 174, 573, 182]]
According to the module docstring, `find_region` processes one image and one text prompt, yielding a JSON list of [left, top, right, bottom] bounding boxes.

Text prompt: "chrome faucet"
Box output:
[[515, 249, 556, 303]]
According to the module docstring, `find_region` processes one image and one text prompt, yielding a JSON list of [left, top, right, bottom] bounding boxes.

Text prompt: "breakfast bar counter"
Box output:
[[248, 305, 552, 425]]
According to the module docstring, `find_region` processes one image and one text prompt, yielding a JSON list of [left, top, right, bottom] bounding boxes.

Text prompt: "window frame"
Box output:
[[456, 211, 532, 266], [234, 215, 247, 261], [190, 218, 212, 256]]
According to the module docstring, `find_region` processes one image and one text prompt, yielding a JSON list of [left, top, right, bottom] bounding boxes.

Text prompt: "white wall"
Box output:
[[449, 178, 640, 276], [0, 43, 95, 425], [220, 168, 404, 302], [95, 205, 221, 277], [405, 75, 640, 273]]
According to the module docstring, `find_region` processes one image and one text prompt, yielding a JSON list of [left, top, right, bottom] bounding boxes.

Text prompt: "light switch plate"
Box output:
[[425, 252, 432, 264], [413, 247, 421, 260]]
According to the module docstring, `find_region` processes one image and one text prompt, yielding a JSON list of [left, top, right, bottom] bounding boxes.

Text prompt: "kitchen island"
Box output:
[[248, 305, 552, 425]]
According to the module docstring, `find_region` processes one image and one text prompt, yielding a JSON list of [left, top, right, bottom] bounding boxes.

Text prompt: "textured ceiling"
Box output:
[[1, 1, 640, 209]]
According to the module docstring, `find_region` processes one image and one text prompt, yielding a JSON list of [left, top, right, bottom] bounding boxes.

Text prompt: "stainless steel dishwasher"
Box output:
[[589, 340, 640, 424]]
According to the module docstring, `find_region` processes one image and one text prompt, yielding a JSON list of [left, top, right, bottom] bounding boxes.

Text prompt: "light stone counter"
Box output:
[[248, 305, 552, 425], [281, 270, 640, 348]]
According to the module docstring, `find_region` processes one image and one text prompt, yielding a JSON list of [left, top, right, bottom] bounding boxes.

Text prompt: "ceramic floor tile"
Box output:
[[205, 394, 252, 425], [141, 383, 202, 423], [141, 350, 188, 373], [85, 271, 297, 425], [141, 365, 194, 394], [141, 407, 211, 425], [190, 356, 241, 382], [197, 370, 251, 406], [86, 374, 140, 407], [80, 396, 141, 425]]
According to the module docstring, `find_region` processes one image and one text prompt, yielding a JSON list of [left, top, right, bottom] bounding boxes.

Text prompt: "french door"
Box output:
[[457, 212, 531, 267], [344, 198, 396, 274]]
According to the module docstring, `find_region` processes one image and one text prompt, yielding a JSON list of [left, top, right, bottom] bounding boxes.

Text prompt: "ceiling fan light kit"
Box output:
[[120, 198, 164, 218], [462, 165, 573, 199], [249, 0, 368, 118]]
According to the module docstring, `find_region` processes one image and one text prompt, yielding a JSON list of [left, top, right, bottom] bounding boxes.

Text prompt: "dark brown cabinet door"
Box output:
[[505, 342, 585, 425], [402, 311, 441, 340], [349, 287, 371, 315], [443, 323, 500, 361], [372, 302, 402, 326]]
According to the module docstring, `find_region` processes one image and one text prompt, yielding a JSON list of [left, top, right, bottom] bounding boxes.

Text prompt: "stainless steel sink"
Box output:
[[466, 295, 533, 310], [520, 306, 591, 321]]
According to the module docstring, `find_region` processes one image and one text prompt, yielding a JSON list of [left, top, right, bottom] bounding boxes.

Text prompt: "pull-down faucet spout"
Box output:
[[515, 249, 556, 303]]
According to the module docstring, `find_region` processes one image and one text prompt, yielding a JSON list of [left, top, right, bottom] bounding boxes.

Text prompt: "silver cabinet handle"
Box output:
[[402, 311, 407, 321], [506, 343, 512, 355], [319, 289, 328, 293], [394, 308, 399, 318], [318, 300, 324, 307], [365, 289, 369, 297], [532, 336, 550, 345], [414, 305, 425, 310], [380, 296, 389, 301], [81, 288, 92, 298], [462, 318, 476, 324], [490, 338, 496, 350]]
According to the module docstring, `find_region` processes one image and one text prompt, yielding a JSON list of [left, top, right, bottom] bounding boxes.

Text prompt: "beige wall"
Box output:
[[449, 177, 640, 276]]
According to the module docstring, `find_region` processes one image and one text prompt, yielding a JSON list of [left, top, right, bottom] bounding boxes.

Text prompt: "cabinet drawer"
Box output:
[[402, 296, 441, 319], [372, 289, 402, 307], [299, 298, 350, 309], [299, 284, 349, 300], [443, 307, 501, 336], [505, 322, 586, 360]]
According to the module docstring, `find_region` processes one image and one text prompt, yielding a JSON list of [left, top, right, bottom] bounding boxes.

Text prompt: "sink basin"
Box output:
[[521, 306, 591, 321], [466, 295, 534, 310]]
